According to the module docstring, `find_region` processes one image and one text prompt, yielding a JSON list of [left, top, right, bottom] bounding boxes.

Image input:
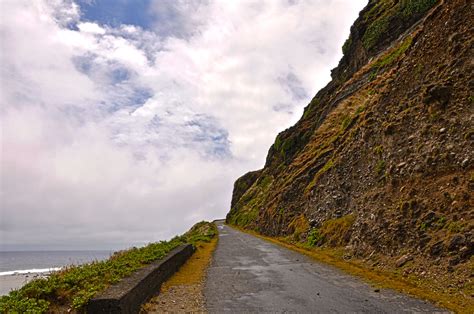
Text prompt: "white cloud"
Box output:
[[0, 0, 366, 249], [77, 22, 106, 34]]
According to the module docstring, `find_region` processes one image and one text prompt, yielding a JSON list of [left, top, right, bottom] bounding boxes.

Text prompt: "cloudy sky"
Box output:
[[0, 0, 366, 250]]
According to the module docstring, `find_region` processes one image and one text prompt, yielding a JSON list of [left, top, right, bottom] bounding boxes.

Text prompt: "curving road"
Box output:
[[204, 221, 445, 313]]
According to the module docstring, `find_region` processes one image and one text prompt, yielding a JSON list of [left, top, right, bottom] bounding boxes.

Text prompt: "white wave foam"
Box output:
[[0, 268, 62, 276]]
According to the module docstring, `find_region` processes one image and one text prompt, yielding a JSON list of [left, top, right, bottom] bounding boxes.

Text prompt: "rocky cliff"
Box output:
[[227, 0, 473, 302]]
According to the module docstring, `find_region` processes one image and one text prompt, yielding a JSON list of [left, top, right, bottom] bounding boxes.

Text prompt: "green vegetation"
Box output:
[[373, 36, 413, 69], [318, 215, 355, 246], [446, 221, 463, 233], [437, 216, 446, 225], [280, 137, 296, 157], [273, 134, 298, 161], [302, 98, 319, 119], [307, 228, 323, 247], [342, 36, 352, 56], [363, 0, 394, 23], [368, 71, 378, 81], [399, 0, 437, 18], [227, 203, 259, 227], [375, 160, 386, 176], [320, 159, 335, 173], [363, 16, 390, 50], [368, 35, 414, 80], [354, 105, 366, 115], [306, 215, 355, 247], [273, 130, 312, 164], [0, 222, 217, 313], [228, 170, 276, 229], [362, 0, 437, 51], [341, 105, 365, 132], [289, 215, 310, 241], [340, 115, 353, 131], [419, 221, 428, 231], [373, 145, 384, 156], [259, 175, 273, 190], [183, 221, 218, 245], [276, 135, 307, 162], [306, 158, 336, 194]]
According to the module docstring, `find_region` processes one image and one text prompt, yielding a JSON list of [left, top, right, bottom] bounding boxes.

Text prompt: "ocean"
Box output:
[[0, 250, 113, 275], [0, 250, 113, 295]]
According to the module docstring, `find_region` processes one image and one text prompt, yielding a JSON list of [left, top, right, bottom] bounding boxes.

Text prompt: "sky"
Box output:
[[0, 0, 366, 250]]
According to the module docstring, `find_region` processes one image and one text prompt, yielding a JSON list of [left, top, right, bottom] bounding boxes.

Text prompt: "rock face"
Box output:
[[227, 0, 473, 291]]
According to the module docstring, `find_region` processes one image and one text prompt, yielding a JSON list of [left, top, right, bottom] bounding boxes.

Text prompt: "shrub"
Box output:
[[307, 228, 323, 247], [399, 0, 437, 18], [342, 36, 352, 56], [363, 16, 390, 50], [362, 0, 437, 51]]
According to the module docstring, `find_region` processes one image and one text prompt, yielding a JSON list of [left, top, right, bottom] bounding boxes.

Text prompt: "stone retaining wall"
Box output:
[[86, 244, 195, 314]]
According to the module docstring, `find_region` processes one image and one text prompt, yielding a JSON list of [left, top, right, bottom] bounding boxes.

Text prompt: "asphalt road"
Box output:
[[204, 221, 445, 313]]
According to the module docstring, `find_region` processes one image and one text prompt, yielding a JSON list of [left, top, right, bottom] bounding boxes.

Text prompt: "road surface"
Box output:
[[204, 221, 444, 313]]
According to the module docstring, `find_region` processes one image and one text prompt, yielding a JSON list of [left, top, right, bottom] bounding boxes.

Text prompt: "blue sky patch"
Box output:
[[77, 0, 154, 29]]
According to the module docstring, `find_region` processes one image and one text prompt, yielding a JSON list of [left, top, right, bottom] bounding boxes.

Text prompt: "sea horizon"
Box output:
[[0, 250, 114, 274]]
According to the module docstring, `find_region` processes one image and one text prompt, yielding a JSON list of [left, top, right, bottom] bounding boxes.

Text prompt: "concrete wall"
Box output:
[[86, 244, 195, 314]]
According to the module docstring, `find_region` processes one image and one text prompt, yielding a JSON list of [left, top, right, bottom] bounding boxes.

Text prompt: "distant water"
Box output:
[[0, 251, 113, 276]]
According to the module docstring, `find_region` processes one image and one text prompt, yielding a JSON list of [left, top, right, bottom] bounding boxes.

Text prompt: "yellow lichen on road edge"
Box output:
[[163, 237, 218, 287], [141, 237, 218, 313], [228, 224, 472, 314]]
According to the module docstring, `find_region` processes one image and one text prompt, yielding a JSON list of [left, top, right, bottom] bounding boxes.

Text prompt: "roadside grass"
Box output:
[[228, 224, 471, 314], [0, 221, 217, 313]]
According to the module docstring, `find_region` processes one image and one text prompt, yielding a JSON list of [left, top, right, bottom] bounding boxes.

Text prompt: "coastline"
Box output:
[[0, 273, 43, 296], [0, 250, 113, 297]]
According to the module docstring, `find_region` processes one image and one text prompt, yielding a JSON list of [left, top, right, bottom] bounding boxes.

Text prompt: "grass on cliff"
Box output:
[[306, 215, 355, 247], [362, 0, 438, 51], [0, 221, 217, 313]]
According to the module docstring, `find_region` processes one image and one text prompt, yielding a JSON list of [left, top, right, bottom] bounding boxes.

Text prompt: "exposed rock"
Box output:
[[395, 254, 413, 268], [423, 85, 452, 108], [418, 236, 431, 249], [459, 246, 472, 259], [447, 234, 465, 251], [429, 241, 444, 256], [449, 256, 460, 266]]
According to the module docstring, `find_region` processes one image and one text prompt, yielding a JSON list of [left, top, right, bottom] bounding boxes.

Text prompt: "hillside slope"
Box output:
[[227, 0, 473, 306]]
